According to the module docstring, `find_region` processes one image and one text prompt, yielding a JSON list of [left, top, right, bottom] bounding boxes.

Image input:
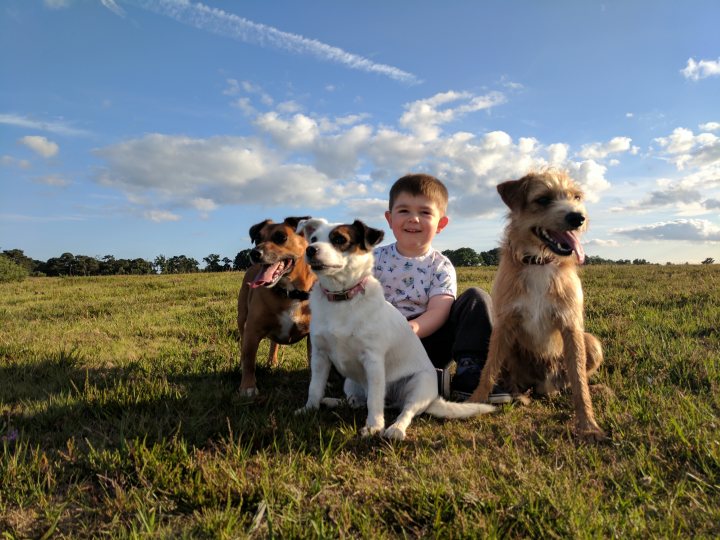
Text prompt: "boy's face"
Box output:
[[385, 192, 449, 257]]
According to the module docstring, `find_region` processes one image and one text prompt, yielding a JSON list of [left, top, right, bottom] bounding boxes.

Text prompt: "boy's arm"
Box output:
[[408, 294, 454, 338]]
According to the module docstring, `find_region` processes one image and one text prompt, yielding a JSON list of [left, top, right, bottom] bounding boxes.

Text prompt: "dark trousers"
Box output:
[[419, 287, 494, 369]]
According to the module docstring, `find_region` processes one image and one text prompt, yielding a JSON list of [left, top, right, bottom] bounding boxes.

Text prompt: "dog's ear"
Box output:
[[297, 218, 327, 240], [352, 220, 385, 251], [497, 179, 527, 211], [249, 219, 272, 245], [283, 216, 312, 232]]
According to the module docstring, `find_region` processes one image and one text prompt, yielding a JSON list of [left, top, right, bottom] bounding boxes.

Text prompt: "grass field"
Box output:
[[1, 266, 719, 538]]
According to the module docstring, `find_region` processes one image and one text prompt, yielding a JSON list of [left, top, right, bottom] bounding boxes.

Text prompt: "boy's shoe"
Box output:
[[436, 368, 451, 399], [451, 356, 513, 404]]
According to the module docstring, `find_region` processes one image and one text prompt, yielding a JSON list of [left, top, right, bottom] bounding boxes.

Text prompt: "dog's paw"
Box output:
[[294, 404, 317, 415], [346, 395, 366, 409], [360, 424, 384, 437], [320, 397, 343, 409], [383, 425, 406, 441], [577, 423, 608, 443], [238, 386, 259, 398]]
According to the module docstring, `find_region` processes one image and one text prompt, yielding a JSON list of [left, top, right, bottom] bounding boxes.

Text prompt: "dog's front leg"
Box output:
[[239, 325, 263, 397], [562, 328, 607, 442], [295, 345, 332, 414], [360, 353, 386, 437]]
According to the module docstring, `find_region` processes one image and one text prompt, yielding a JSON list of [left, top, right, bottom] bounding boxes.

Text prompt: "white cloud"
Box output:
[[700, 122, 720, 132], [100, 0, 125, 17], [94, 133, 335, 209], [34, 174, 70, 187], [1, 155, 31, 169], [681, 57, 720, 81], [145, 210, 181, 222], [578, 136, 634, 160], [93, 89, 614, 220], [586, 239, 619, 247], [614, 219, 720, 242], [19, 135, 59, 158], [654, 127, 720, 171], [43, 0, 71, 8], [0, 113, 88, 136], [134, 0, 419, 84], [399, 90, 506, 142]]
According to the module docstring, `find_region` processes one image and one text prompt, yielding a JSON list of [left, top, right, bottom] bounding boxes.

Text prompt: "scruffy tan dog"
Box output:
[[467, 170, 606, 441]]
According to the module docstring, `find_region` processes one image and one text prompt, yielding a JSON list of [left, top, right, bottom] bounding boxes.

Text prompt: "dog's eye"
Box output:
[[271, 231, 288, 244], [310, 236, 317, 243], [330, 234, 346, 246], [574, 194, 582, 201], [535, 196, 552, 206]]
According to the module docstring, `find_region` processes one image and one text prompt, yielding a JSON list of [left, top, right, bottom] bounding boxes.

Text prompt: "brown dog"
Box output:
[[237, 216, 314, 396], [467, 170, 606, 441]]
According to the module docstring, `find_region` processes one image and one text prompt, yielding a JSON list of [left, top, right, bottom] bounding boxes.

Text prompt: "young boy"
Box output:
[[373, 173, 510, 402]]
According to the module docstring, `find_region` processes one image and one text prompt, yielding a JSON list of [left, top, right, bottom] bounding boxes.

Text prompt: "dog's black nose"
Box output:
[[306, 245, 317, 258], [250, 248, 262, 263], [565, 212, 585, 228]]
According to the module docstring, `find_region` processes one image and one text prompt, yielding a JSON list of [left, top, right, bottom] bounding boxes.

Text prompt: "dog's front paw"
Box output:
[[238, 386, 259, 398], [294, 403, 318, 415], [576, 422, 608, 443], [360, 424, 384, 437], [383, 425, 406, 441], [346, 395, 366, 409], [320, 397, 343, 408]]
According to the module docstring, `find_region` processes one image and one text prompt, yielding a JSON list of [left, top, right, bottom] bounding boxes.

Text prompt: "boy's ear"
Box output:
[[384, 210, 392, 228], [436, 215, 449, 233]]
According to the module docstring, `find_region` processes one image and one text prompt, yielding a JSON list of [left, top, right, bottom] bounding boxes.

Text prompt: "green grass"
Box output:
[[1, 267, 718, 538]]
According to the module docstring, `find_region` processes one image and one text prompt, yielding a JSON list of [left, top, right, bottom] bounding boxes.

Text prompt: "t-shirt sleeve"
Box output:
[[429, 256, 457, 299]]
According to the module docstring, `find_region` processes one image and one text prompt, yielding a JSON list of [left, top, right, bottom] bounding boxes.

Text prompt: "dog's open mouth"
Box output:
[[533, 227, 585, 264], [249, 258, 295, 288]]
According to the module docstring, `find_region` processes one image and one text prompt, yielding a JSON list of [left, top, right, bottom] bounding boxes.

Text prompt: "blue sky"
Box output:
[[1, 0, 719, 265]]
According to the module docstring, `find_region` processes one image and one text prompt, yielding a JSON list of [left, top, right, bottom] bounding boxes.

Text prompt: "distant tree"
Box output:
[[0, 255, 28, 283], [442, 247, 482, 267], [479, 247, 501, 266], [234, 249, 253, 271], [222, 257, 233, 271], [632, 258, 649, 265], [701, 257, 715, 265], [203, 254, 223, 272], [153, 255, 168, 274], [166, 255, 199, 274], [2, 249, 38, 273]]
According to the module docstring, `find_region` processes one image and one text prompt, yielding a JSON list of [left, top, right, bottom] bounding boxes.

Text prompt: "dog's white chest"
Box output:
[[274, 303, 303, 341], [515, 266, 559, 344]]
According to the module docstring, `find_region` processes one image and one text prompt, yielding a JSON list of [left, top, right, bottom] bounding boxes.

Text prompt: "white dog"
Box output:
[[295, 218, 494, 440]]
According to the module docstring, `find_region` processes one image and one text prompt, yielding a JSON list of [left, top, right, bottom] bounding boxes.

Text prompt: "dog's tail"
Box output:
[[424, 398, 495, 418]]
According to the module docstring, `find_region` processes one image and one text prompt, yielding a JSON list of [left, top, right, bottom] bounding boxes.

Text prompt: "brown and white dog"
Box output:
[[237, 216, 314, 397], [295, 218, 494, 440], [467, 170, 606, 441]]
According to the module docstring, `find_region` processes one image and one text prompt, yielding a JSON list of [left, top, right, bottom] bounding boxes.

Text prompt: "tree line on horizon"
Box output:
[[0, 247, 715, 279]]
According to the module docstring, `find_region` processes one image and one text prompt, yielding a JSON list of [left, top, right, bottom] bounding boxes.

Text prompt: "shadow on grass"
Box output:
[[0, 350, 387, 455]]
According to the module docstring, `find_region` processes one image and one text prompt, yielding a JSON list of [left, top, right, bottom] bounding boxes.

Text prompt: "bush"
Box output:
[[0, 255, 29, 283]]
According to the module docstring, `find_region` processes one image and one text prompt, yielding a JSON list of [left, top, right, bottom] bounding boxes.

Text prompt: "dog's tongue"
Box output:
[[550, 230, 585, 264], [249, 261, 284, 288]]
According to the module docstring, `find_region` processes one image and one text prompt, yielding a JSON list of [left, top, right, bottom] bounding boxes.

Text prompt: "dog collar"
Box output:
[[273, 286, 310, 301], [521, 254, 555, 265], [319, 276, 369, 302]]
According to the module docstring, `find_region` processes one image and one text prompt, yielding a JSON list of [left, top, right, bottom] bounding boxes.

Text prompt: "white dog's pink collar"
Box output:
[[319, 276, 369, 302]]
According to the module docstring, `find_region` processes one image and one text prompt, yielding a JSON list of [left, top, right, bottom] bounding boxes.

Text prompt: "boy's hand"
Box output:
[[408, 294, 454, 338]]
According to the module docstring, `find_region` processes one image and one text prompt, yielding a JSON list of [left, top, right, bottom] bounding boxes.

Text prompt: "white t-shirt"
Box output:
[[373, 243, 457, 319]]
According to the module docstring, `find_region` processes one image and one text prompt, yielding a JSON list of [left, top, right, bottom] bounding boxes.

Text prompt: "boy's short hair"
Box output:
[[389, 174, 449, 214]]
